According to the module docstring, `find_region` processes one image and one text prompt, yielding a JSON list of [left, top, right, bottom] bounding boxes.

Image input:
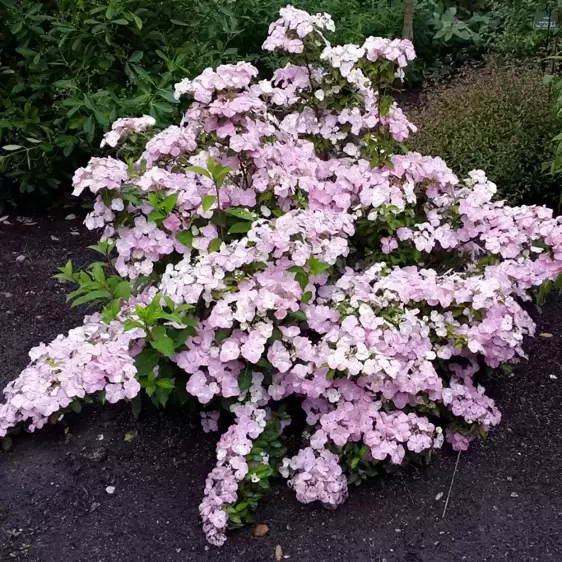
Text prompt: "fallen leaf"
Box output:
[[65, 213, 77, 221], [275, 544, 283, 561], [540, 333, 553, 338], [254, 524, 269, 537], [0, 215, 9, 222], [16, 255, 25, 263], [510, 492, 519, 498], [435, 492, 444, 501], [51, 235, 60, 241], [124, 430, 138, 442]]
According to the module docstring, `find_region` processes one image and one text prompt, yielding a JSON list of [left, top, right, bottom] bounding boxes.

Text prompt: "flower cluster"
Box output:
[[2, 4, 562, 547], [200, 405, 267, 546], [263, 5, 335, 53], [281, 447, 348, 507], [100, 115, 156, 148], [174, 62, 259, 102], [0, 314, 141, 436], [72, 157, 128, 197]]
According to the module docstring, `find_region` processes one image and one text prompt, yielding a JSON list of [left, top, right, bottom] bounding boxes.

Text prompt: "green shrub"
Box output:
[[489, 0, 556, 58], [408, 61, 561, 206], [0, 0, 234, 200], [0, 0, 525, 204]]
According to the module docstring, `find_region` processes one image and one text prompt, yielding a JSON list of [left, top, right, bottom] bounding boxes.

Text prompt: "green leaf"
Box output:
[[302, 291, 313, 304], [150, 326, 176, 359], [2, 145, 22, 151], [307, 256, 331, 276], [53, 80, 77, 90], [255, 464, 274, 477], [154, 386, 171, 408], [289, 310, 307, 322], [202, 195, 216, 213], [225, 208, 255, 221], [124, 319, 145, 332], [71, 289, 112, 307], [15, 46, 36, 57], [129, 50, 144, 63], [148, 210, 165, 223], [156, 378, 175, 389], [94, 110, 109, 127], [206, 156, 216, 174], [71, 400, 82, 414], [124, 430, 138, 441], [91, 262, 105, 284], [131, 395, 142, 419], [135, 348, 159, 377], [114, 281, 131, 301], [295, 271, 309, 291], [131, 13, 143, 29], [214, 167, 234, 188], [215, 328, 231, 344], [555, 273, 562, 290], [176, 230, 193, 247], [239, 367, 252, 391], [112, 19, 129, 25], [186, 165, 212, 179], [172, 328, 194, 347], [161, 193, 178, 214], [269, 329, 283, 342], [209, 238, 222, 253], [131, 63, 154, 84], [102, 299, 121, 323], [171, 19, 189, 26], [258, 479, 270, 490], [228, 222, 251, 234], [2, 436, 12, 453], [256, 358, 272, 370], [83, 115, 95, 135]]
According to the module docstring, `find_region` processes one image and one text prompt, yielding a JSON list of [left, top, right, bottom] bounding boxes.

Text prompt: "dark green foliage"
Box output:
[[0, 0, 238, 199], [0, 0, 554, 204], [489, 0, 559, 57], [409, 61, 561, 206]]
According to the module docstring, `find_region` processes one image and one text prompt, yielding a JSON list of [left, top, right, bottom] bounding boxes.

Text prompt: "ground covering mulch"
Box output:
[[1, 214, 561, 562]]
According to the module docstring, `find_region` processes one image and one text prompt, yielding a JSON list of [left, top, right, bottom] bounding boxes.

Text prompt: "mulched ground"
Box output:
[[1, 214, 562, 562]]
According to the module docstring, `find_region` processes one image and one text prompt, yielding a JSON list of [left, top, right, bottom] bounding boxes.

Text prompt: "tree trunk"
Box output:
[[403, 0, 414, 41]]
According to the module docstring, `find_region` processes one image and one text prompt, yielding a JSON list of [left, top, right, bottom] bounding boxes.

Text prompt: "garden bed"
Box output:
[[1, 214, 561, 562]]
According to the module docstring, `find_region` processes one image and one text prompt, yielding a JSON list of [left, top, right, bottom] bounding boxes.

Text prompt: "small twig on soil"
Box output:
[[442, 450, 462, 520]]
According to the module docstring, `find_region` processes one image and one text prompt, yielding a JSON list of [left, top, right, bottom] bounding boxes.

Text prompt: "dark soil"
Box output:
[[1, 216, 562, 562]]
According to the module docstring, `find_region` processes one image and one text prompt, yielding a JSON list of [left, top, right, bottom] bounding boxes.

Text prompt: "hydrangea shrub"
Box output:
[[2, 5, 562, 546]]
